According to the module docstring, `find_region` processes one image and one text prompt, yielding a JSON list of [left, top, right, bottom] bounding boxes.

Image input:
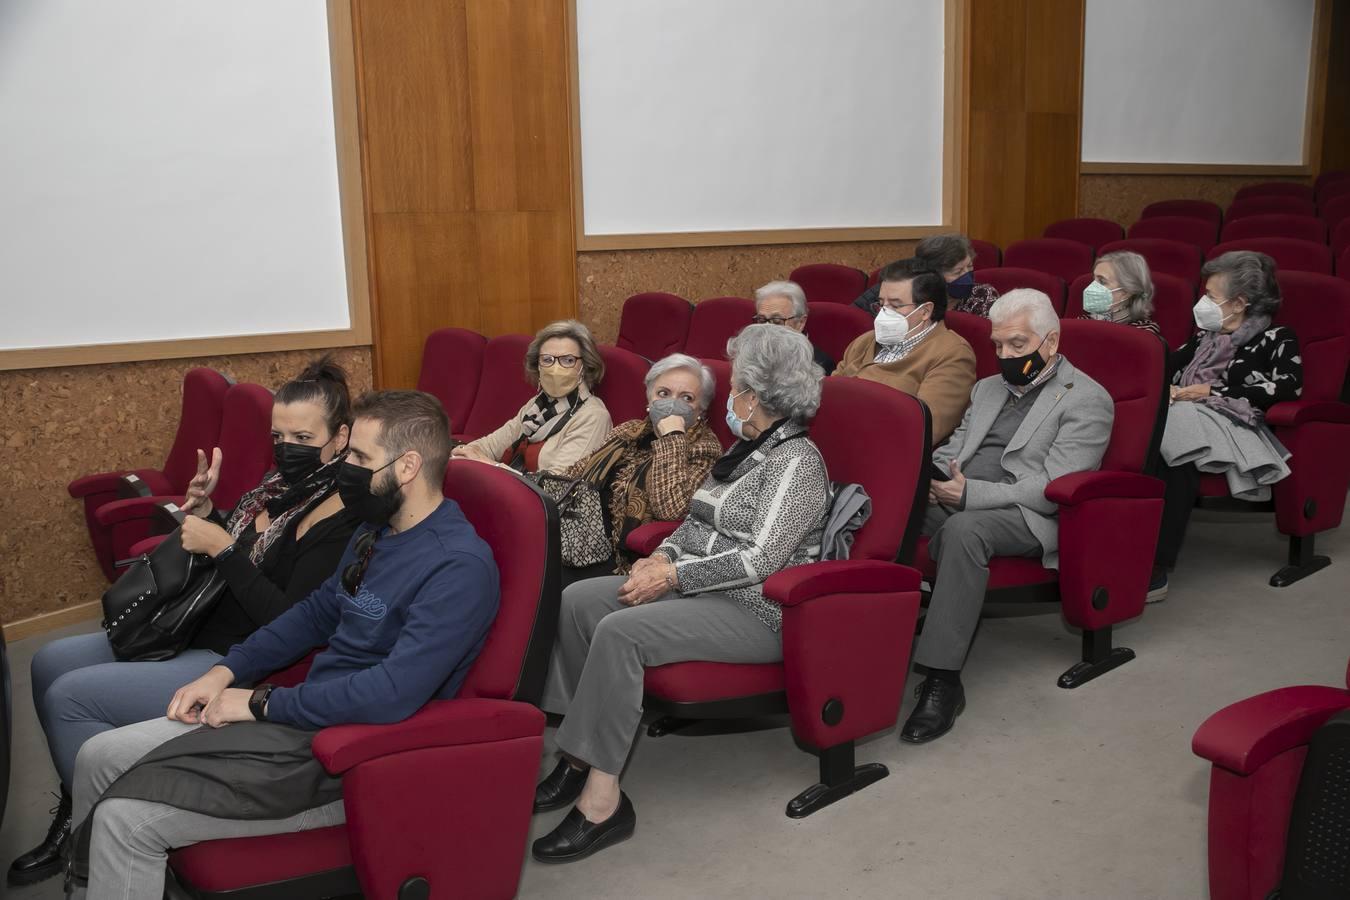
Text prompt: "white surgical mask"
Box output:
[[874, 305, 915, 345], [1193, 296, 1234, 332], [724, 388, 754, 441]]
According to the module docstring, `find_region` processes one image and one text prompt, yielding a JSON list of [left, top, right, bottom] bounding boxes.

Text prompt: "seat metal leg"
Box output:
[[646, 716, 698, 737], [1270, 534, 1331, 587], [785, 742, 888, 819], [1057, 626, 1135, 689]]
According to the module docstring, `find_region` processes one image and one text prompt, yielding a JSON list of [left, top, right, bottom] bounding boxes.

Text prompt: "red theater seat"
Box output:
[[943, 311, 997, 378], [1066, 272, 1195, 350], [594, 344, 653, 425], [1317, 179, 1350, 207], [1227, 196, 1317, 221], [905, 320, 1169, 687], [1126, 216, 1219, 252], [1332, 219, 1350, 256], [1207, 238, 1333, 276], [416, 328, 486, 434], [805, 301, 872, 363], [1233, 182, 1315, 203], [1315, 170, 1350, 194], [1192, 658, 1350, 900], [1043, 217, 1124, 252], [167, 461, 558, 900], [69, 367, 230, 580], [1098, 238, 1202, 289], [1141, 199, 1223, 226], [1219, 214, 1328, 245], [973, 267, 1067, 313], [971, 238, 1002, 270], [628, 378, 928, 817], [1003, 238, 1095, 284], [684, 296, 755, 360], [617, 292, 693, 360], [1320, 193, 1350, 232], [789, 263, 868, 304], [699, 358, 735, 449], [456, 333, 536, 442], [1339, 247, 1350, 280]]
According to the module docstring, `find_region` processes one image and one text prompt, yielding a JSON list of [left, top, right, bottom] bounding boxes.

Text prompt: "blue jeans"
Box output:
[[31, 632, 222, 786]]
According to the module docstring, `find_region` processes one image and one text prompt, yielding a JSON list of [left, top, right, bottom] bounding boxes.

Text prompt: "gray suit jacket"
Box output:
[[932, 356, 1114, 569]]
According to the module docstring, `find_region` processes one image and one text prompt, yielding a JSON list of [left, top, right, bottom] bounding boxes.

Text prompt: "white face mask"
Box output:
[[1193, 296, 1234, 332], [874, 305, 919, 345]]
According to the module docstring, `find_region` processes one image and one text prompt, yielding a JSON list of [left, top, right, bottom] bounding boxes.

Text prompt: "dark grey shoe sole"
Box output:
[[8, 859, 65, 888], [899, 697, 966, 744]]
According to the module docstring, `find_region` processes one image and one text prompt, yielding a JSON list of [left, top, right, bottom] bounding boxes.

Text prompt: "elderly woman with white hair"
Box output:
[[532, 324, 830, 863], [555, 353, 724, 587], [753, 279, 837, 374], [1079, 250, 1162, 336]]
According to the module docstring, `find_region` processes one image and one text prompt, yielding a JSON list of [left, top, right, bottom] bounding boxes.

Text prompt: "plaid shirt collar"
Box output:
[[874, 321, 938, 364]]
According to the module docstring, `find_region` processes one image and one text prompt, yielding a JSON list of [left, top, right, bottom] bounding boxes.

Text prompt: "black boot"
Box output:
[[8, 787, 72, 887], [534, 758, 590, 813], [900, 677, 966, 744]]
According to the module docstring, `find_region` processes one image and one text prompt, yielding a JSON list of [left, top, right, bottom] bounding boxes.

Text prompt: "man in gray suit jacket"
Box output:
[[902, 289, 1115, 744]]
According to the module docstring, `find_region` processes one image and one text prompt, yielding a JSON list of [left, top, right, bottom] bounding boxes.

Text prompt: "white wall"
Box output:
[[1082, 0, 1316, 165], [0, 1, 350, 352], [575, 0, 947, 237]]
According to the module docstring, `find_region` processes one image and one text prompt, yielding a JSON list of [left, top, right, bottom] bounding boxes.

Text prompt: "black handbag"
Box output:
[[101, 519, 232, 662]]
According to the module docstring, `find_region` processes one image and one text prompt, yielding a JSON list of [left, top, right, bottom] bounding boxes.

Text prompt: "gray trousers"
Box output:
[[543, 576, 782, 776], [71, 718, 346, 900], [914, 505, 1042, 671]]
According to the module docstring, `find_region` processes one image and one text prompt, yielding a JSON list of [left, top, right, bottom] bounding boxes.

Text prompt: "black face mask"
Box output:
[[336, 455, 405, 527], [273, 440, 328, 486], [998, 340, 1049, 387]]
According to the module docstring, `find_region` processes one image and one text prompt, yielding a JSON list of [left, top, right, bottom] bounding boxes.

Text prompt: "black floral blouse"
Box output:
[[1170, 324, 1303, 412]]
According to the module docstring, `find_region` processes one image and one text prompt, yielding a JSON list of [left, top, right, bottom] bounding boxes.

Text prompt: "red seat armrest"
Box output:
[[312, 698, 545, 775], [69, 471, 130, 499], [93, 496, 185, 527], [1265, 399, 1350, 428], [763, 560, 923, 607], [1044, 470, 1163, 505], [625, 520, 681, 556], [1192, 685, 1350, 775]]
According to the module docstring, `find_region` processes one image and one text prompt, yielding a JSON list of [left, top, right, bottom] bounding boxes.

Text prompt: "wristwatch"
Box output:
[[248, 684, 276, 722]]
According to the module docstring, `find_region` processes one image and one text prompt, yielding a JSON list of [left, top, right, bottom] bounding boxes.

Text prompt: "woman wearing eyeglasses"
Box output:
[[452, 320, 613, 475]]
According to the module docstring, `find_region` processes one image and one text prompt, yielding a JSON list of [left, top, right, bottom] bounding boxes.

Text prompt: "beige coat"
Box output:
[[467, 389, 613, 474], [834, 321, 977, 444]]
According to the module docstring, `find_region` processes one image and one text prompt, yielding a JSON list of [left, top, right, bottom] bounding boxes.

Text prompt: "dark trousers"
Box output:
[[1154, 462, 1201, 569]]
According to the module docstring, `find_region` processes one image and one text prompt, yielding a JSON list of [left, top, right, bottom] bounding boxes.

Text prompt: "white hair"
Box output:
[[644, 353, 716, 410], [753, 280, 808, 318], [988, 288, 1060, 338], [726, 324, 823, 422]]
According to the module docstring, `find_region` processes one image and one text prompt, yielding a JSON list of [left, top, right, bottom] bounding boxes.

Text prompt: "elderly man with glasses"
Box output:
[[752, 280, 837, 374]]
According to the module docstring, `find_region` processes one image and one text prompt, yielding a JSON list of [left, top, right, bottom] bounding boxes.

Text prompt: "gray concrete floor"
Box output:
[[4, 506, 1348, 899]]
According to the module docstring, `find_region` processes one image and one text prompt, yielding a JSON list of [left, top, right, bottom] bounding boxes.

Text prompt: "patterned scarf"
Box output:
[[1179, 315, 1272, 389], [520, 387, 583, 443], [224, 455, 343, 566]]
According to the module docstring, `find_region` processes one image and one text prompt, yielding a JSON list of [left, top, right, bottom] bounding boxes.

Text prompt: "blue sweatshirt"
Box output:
[[220, 499, 499, 730]]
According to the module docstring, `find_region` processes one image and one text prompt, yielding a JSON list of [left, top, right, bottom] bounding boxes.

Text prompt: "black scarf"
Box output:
[[711, 418, 788, 482]]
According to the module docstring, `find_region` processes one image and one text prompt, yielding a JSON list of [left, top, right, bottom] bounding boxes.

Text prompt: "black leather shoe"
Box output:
[[8, 788, 72, 887], [534, 759, 590, 813], [532, 792, 636, 864], [900, 678, 966, 744]]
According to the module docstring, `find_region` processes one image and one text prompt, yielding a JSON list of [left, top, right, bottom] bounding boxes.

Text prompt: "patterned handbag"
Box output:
[[534, 472, 614, 567]]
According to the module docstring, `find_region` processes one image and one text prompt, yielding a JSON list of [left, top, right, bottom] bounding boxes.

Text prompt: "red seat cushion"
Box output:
[[644, 661, 785, 702], [911, 537, 1056, 588], [171, 826, 351, 893]]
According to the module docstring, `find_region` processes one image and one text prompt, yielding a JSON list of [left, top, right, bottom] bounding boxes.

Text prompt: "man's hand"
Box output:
[[167, 666, 235, 723], [179, 514, 235, 558], [654, 415, 686, 436], [201, 688, 257, 728], [929, 460, 967, 508], [618, 559, 675, 607], [181, 448, 223, 516], [1170, 384, 1212, 403]]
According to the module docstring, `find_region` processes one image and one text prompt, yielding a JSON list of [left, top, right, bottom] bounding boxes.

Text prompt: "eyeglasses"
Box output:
[[539, 354, 580, 369], [341, 529, 379, 596], [751, 315, 803, 326], [869, 300, 920, 315]]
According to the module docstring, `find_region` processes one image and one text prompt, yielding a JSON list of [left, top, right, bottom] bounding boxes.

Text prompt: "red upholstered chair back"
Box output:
[[805, 302, 872, 362], [1063, 272, 1194, 349], [458, 334, 535, 440], [1332, 219, 1350, 256], [1042, 217, 1124, 252], [1099, 238, 1202, 289], [1126, 215, 1219, 251], [1318, 194, 1350, 231], [162, 368, 232, 492], [943, 311, 997, 378], [1339, 247, 1350, 280], [1056, 319, 1166, 473], [1272, 272, 1350, 402], [685, 296, 755, 360], [1227, 196, 1317, 220], [1319, 180, 1350, 207], [808, 378, 929, 562], [1220, 214, 1328, 245], [973, 267, 1068, 313], [1234, 182, 1315, 202], [1208, 238, 1333, 276], [417, 328, 487, 434], [970, 238, 1002, 269], [593, 344, 651, 426], [1141, 199, 1223, 226], [1003, 238, 1095, 283], [443, 460, 558, 704], [212, 383, 277, 510], [1316, 170, 1350, 194], [617, 292, 692, 360], [699, 358, 736, 448], [788, 263, 868, 304]]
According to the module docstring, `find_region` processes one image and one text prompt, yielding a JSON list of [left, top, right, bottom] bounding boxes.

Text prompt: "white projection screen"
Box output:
[[0, 1, 365, 367], [1082, 0, 1318, 166], [572, 0, 954, 247]]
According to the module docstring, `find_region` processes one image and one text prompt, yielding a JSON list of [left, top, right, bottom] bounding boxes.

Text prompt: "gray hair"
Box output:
[[1201, 251, 1282, 317], [914, 234, 975, 272], [753, 280, 808, 318], [1096, 251, 1155, 320], [725, 323, 823, 422], [525, 319, 605, 387], [645, 353, 716, 411], [989, 289, 1061, 339]]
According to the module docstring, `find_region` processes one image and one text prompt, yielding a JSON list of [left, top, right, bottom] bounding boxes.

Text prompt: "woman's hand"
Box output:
[[618, 558, 676, 606], [181, 448, 223, 516], [1171, 384, 1212, 403], [654, 415, 687, 436], [180, 514, 236, 558], [451, 443, 492, 463]]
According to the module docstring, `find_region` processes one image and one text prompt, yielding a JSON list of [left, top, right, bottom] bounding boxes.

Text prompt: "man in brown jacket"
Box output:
[[835, 259, 978, 444]]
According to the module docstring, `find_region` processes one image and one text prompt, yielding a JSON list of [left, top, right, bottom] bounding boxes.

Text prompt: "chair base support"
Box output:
[[647, 716, 698, 737], [1270, 534, 1331, 587], [785, 743, 888, 819], [1057, 626, 1135, 689]]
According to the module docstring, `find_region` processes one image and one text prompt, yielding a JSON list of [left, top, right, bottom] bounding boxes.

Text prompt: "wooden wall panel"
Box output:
[[1319, 0, 1350, 172]]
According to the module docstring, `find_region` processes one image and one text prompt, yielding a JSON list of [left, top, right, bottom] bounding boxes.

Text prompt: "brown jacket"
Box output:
[[834, 321, 977, 445]]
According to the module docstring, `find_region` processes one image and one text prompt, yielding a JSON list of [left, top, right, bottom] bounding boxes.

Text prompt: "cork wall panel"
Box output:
[[0, 346, 373, 626], [1078, 174, 1311, 226], [576, 240, 918, 343]]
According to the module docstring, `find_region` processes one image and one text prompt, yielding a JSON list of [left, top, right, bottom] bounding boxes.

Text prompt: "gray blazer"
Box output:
[[932, 356, 1114, 569]]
